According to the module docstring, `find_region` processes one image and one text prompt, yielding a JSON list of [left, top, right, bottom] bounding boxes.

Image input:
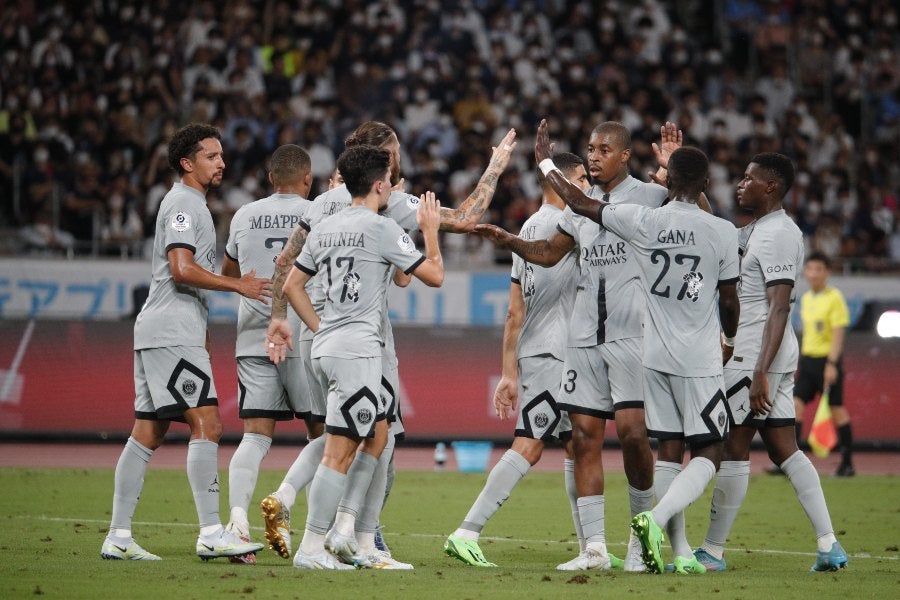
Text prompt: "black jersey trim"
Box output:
[[166, 242, 196, 254], [647, 429, 684, 441], [299, 218, 311, 232], [239, 408, 294, 420], [223, 248, 237, 261], [766, 278, 795, 288], [613, 400, 644, 411], [511, 276, 521, 285], [404, 255, 426, 275], [718, 276, 740, 287], [556, 223, 574, 238], [296, 262, 317, 276], [557, 403, 614, 420]]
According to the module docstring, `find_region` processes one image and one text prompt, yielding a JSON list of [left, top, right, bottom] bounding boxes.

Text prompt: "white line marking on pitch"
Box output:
[[27, 515, 897, 561]]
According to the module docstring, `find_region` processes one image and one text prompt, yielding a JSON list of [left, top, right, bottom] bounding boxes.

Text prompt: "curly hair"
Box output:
[[167, 123, 221, 175], [337, 145, 391, 198]]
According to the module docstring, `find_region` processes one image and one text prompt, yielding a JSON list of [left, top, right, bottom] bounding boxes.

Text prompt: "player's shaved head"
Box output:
[[667, 146, 709, 198], [750, 152, 795, 198], [591, 121, 631, 150], [268, 144, 311, 186]]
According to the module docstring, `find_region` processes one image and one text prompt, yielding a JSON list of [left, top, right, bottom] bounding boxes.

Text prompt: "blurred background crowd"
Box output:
[[1, 0, 898, 271]]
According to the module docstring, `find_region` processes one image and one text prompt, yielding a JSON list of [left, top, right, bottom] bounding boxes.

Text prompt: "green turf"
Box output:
[[0, 466, 896, 599]]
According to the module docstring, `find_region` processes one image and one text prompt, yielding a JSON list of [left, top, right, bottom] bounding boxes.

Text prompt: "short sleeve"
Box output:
[[830, 290, 851, 328], [224, 210, 241, 261], [510, 253, 523, 285], [379, 218, 425, 274], [382, 191, 421, 234], [600, 203, 644, 242], [295, 236, 317, 275], [556, 207, 577, 240], [718, 225, 740, 284], [758, 234, 798, 287], [162, 199, 204, 254]]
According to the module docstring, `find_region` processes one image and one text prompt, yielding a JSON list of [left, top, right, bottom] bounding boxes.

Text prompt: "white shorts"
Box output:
[[381, 355, 405, 439], [134, 346, 218, 421], [314, 355, 384, 438], [557, 338, 644, 420], [298, 339, 326, 422], [643, 367, 728, 443], [724, 368, 795, 429], [236, 356, 309, 421], [514, 355, 570, 441]]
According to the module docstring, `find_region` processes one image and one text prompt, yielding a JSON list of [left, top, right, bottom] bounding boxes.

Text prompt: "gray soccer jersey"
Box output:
[[556, 175, 667, 348], [134, 183, 216, 350], [512, 204, 577, 361], [296, 206, 426, 359], [601, 201, 740, 377], [730, 209, 803, 373], [225, 193, 311, 357]]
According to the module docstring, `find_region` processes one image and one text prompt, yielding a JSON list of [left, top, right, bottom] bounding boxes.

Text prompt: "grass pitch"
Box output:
[[0, 465, 896, 599]]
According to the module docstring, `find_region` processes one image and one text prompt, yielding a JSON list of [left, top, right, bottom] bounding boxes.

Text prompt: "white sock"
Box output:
[[652, 457, 716, 535], [564, 458, 584, 551], [459, 449, 530, 535], [228, 433, 271, 527], [702, 460, 750, 559], [279, 435, 326, 508], [780, 450, 837, 552], [577, 495, 606, 548]]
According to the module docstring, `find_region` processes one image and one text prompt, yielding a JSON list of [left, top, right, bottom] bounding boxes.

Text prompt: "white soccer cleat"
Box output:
[[225, 522, 257, 565], [196, 527, 264, 560], [293, 548, 357, 570], [101, 536, 161, 561], [624, 530, 647, 572], [260, 492, 292, 559], [325, 529, 372, 568], [556, 547, 611, 571], [367, 549, 414, 570]]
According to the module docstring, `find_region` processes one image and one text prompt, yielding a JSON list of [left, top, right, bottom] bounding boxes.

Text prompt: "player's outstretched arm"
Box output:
[[471, 224, 574, 267], [494, 282, 524, 420], [439, 128, 517, 233], [412, 191, 444, 287], [534, 119, 608, 223], [168, 247, 272, 302]]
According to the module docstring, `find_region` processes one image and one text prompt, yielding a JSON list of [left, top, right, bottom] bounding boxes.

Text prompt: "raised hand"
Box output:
[[239, 269, 273, 303], [416, 191, 441, 234], [534, 119, 553, 164], [490, 128, 518, 171], [471, 223, 515, 249], [651, 121, 683, 170]]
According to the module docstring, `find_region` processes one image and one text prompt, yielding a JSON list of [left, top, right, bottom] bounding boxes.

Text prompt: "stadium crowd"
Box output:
[[1, 0, 898, 270]]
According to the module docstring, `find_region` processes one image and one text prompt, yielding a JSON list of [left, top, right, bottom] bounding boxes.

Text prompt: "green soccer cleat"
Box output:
[[631, 511, 665, 574], [444, 534, 496, 567], [673, 555, 707, 574], [608, 552, 624, 570]]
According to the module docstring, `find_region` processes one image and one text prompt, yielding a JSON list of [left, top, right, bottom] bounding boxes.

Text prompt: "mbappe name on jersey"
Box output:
[[249, 214, 307, 230]]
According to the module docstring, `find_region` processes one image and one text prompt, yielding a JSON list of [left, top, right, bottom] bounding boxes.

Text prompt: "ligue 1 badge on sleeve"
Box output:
[[406, 195, 420, 211], [171, 211, 191, 232], [397, 233, 416, 255]]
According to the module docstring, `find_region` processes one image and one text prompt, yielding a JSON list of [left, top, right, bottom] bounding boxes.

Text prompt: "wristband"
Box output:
[[722, 335, 735, 348], [539, 158, 560, 177]]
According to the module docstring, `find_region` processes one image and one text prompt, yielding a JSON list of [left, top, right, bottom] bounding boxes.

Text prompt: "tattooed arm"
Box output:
[[265, 222, 309, 363], [471, 224, 575, 267], [439, 128, 517, 233]]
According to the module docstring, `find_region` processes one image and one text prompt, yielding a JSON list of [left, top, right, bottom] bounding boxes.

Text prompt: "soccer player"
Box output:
[[220, 144, 317, 563], [444, 152, 586, 568], [473, 121, 693, 571], [282, 144, 444, 569], [260, 122, 516, 568], [794, 252, 855, 477], [101, 123, 270, 561], [535, 126, 740, 575], [695, 153, 849, 573]]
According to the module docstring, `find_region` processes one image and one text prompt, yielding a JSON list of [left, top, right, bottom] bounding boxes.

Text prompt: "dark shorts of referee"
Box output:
[[794, 355, 844, 406]]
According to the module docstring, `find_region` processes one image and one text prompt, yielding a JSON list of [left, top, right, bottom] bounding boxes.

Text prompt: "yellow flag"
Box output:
[[807, 389, 837, 457]]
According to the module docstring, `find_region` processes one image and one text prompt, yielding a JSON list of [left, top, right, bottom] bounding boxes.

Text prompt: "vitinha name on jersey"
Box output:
[[318, 231, 366, 248], [249, 214, 307, 230], [656, 229, 696, 245], [582, 241, 627, 266]]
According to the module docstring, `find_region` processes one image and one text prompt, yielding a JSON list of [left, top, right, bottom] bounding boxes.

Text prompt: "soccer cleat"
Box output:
[[196, 528, 265, 561], [101, 536, 161, 561], [260, 493, 292, 559], [693, 548, 727, 572], [673, 555, 708, 574], [835, 463, 856, 477], [374, 525, 390, 553], [225, 522, 257, 565], [624, 530, 647, 572], [631, 511, 665, 574], [556, 548, 611, 571], [608, 552, 624, 570], [443, 534, 496, 567], [367, 549, 414, 570], [293, 549, 357, 570], [811, 541, 849, 572], [325, 529, 372, 568]]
